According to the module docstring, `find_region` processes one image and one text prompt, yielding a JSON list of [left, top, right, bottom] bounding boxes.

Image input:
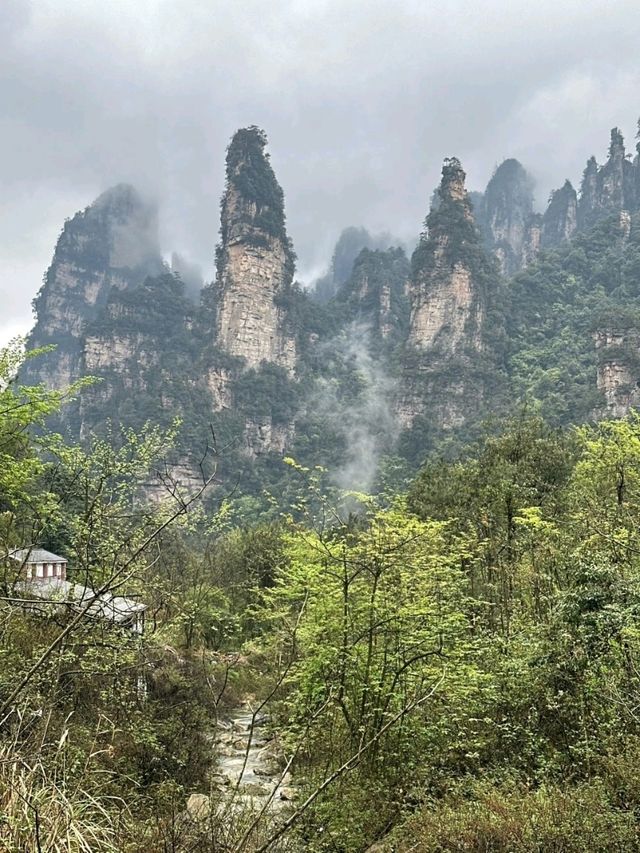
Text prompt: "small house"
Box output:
[[8, 548, 147, 634], [10, 548, 68, 581]]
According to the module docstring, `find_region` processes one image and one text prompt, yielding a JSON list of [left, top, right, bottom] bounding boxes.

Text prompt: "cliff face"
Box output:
[[477, 159, 537, 276], [336, 247, 410, 342], [212, 127, 297, 374], [541, 180, 578, 249], [82, 274, 196, 404], [79, 272, 215, 489], [399, 158, 503, 431], [595, 329, 640, 419], [578, 129, 638, 230], [23, 185, 163, 391], [20, 118, 640, 496], [22, 130, 306, 467], [409, 159, 487, 354]]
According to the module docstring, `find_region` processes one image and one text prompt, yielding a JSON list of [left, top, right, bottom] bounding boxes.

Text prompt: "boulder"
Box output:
[[186, 793, 210, 821]]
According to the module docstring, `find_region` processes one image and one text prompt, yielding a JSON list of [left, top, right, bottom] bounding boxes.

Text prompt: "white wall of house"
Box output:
[[25, 561, 67, 581]]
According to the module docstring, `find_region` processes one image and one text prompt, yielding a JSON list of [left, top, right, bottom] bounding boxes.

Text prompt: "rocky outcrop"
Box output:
[[78, 273, 202, 438], [541, 180, 578, 249], [595, 329, 640, 419], [23, 184, 163, 390], [578, 129, 637, 230], [206, 367, 234, 411], [336, 247, 410, 341], [399, 158, 502, 430], [472, 125, 640, 273], [599, 128, 636, 214], [212, 127, 297, 375], [21, 117, 640, 494], [22, 130, 304, 463], [244, 416, 294, 458], [408, 159, 487, 355], [477, 159, 536, 276], [314, 227, 396, 302]]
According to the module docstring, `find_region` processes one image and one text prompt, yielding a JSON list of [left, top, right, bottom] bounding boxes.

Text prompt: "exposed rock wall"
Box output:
[[206, 367, 234, 411], [213, 127, 297, 375], [77, 273, 203, 438], [541, 181, 578, 249], [216, 237, 296, 371], [408, 159, 485, 355], [23, 184, 163, 391], [243, 416, 295, 458], [400, 157, 502, 431], [595, 329, 640, 419], [477, 159, 536, 276], [409, 263, 481, 354]]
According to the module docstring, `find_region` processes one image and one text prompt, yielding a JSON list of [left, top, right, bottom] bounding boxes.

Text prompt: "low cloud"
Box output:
[[2, 0, 640, 345], [310, 322, 399, 494]]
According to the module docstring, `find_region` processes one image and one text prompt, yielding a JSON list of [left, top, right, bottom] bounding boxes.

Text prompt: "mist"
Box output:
[[2, 0, 640, 345], [309, 322, 399, 494]]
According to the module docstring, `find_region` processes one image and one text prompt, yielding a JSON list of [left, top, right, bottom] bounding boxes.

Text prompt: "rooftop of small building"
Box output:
[[15, 577, 147, 621], [9, 548, 67, 564]]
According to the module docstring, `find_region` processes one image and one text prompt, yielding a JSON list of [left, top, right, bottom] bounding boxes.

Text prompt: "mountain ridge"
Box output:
[[20, 119, 640, 498]]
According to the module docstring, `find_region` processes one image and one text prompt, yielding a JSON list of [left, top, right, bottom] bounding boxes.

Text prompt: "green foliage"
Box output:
[[233, 363, 300, 425], [384, 777, 640, 852], [237, 413, 640, 849], [218, 125, 296, 280], [225, 127, 284, 225], [12, 327, 640, 849], [336, 247, 410, 347], [507, 213, 640, 425]]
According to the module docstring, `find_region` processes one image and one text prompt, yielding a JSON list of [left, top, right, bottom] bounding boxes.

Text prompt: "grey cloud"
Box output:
[[2, 0, 640, 344]]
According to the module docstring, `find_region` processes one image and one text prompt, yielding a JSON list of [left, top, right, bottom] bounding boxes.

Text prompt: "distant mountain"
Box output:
[[313, 226, 400, 303], [20, 118, 640, 496], [471, 124, 639, 275]]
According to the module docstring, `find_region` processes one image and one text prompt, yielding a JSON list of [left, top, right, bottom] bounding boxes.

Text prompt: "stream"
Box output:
[[215, 706, 295, 811]]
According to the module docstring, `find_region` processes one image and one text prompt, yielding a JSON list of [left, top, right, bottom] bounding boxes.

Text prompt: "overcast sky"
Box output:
[[2, 0, 640, 345]]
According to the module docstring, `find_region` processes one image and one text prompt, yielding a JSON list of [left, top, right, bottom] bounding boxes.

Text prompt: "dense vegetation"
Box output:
[[10, 117, 640, 850], [508, 212, 640, 425], [7, 337, 640, 851], [61, 206, 640, 523], [215, 125, 296, 283]]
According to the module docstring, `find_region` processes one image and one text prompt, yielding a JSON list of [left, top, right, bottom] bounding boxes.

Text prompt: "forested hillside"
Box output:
[[7, 343, 640, 850], [20, 120, 640, 510], [4, 115, 640, 851]]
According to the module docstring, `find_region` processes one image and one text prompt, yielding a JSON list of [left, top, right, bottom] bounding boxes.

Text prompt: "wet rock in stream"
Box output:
[[215, 705, 296, 811]]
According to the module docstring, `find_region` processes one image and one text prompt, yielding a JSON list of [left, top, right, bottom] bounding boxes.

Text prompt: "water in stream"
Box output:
[[216, 706, 295, 811]]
